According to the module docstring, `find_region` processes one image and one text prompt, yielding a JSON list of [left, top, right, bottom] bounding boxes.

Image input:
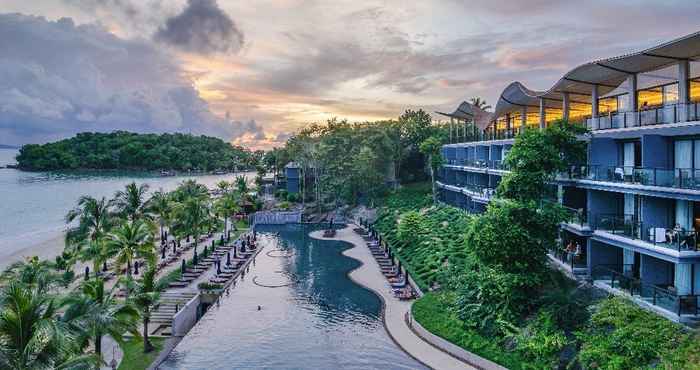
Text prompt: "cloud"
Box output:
[[0, 13, 251, 144], [154, 0, 244, 55]]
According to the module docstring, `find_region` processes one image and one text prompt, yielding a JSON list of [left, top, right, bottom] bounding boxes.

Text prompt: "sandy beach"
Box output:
[[0, 233, 66, 271]]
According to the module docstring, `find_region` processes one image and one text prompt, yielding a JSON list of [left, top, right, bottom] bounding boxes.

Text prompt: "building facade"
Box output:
[[438, 32, 700, 324]]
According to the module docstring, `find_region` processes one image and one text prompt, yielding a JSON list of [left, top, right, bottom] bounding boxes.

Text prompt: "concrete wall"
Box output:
[[589, 137, 618, 166], [172, 294, 201, 337], [641, 254, 673, 286], [641, 135, 671, 169], [642, 196, 672, 229], [589, 240, 623, 273], [588, 189, 621, 222]]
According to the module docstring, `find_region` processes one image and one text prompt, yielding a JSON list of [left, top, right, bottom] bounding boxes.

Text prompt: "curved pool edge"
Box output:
[[308, 224, 477, 370]]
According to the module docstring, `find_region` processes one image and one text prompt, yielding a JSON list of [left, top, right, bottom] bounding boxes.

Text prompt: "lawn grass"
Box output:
[[412, 292, 528, 370], [117, 337, 165, 370]]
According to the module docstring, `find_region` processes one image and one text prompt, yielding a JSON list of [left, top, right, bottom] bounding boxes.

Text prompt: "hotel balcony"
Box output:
[[591, 264, 699, 322], [565, 165, 700, 192], [593, 213, 700, 257], [586, 101, 700, 131]]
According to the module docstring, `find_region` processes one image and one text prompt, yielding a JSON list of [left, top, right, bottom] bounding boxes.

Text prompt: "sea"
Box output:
[[0, 148, 252, 263]]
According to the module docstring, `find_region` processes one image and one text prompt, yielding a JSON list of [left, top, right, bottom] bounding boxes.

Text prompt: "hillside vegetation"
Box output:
[[16, 131, 256, 171]]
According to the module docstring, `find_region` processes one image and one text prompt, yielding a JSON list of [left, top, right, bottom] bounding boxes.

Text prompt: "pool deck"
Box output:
[[309, 225, 476, 370]]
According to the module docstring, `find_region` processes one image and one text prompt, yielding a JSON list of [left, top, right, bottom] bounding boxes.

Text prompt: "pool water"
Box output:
[[160, 224, 427, 370]]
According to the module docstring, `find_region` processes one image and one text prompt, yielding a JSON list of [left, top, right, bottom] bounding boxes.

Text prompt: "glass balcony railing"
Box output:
[[594, 214, 699, 252], [585, 102, 700, 131], [561, 206, 589, 227], [566, 165, 700, 190], [591, 264, 699, 316], [444, 159, 510, 171]]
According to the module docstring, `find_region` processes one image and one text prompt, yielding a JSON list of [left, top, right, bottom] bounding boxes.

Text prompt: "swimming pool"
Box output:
[[159, 224, 427, 369]]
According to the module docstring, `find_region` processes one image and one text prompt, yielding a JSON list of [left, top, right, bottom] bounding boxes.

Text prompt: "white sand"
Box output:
[[0, 233, 66, 271]]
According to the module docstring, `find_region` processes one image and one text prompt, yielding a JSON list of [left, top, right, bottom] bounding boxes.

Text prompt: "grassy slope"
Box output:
[[118, 337, 165, 370]]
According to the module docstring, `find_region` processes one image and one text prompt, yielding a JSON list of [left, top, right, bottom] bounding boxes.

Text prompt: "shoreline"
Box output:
[[0, 232, 66, 271], [308, 224, 476, 370]]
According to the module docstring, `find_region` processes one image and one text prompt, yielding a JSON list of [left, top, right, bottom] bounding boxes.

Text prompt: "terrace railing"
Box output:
[[591, 265, 699, 316], [566, 165, 700, 190], [594, 213, 699, 252], [561, 206, 589, 227]]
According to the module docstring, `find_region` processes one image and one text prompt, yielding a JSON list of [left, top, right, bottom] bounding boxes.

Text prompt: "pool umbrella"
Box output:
[[226, 252, 231, 266], [187, 235, 190, 243], [84, 266, 89, 280], [203, 245, 208, 257], [212, 239, 215, 248], [217, 261, 222, 275], [181, 259, 186, 274], [172, 242, 176, 254], [165, 230, 168, 240], [103, 261, 108, 272], [233, 245, 237, 259], [134, 261, 139, 275], [162, 247, 166, 259], [220, 234, 224, 244], [193, 247, 198, 265], [397, 260, 401, 273]]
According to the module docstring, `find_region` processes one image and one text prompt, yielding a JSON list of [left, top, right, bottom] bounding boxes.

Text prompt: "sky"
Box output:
[[1, 0, 699, 149]]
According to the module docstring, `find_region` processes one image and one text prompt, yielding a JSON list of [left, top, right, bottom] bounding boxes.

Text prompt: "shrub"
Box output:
[[511, 310, 568, 368], [198, 282, 223, 290], [286, 193, 299, 202], [576, 297, 688, 369]]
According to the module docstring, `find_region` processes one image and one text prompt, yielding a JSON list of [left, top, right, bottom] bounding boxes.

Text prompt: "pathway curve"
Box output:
[[309, 225, 475, 370]]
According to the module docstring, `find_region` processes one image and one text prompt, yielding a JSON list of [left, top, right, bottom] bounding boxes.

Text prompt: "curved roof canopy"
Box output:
[[435, 101, 476, 120], [492, 31, 700, 119]]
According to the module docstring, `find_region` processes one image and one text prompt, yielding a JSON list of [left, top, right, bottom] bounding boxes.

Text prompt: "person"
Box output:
[[642, 101, 649, 110], [329, 217, 334, 229]]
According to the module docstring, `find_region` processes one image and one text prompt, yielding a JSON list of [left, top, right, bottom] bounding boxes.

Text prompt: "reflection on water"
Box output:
[[160, 224, 426, 370]]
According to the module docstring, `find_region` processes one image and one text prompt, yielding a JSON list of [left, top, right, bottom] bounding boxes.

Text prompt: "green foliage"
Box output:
[[117, 337, 165, 370], [498, 120, 587, 202], [511, 310, 568, 368], [16, 131, 256, 171], [374, 184, 470, 290], [576, 297, 689, 369], [412, 292, 527, 369], [198, 282, 224, 290]]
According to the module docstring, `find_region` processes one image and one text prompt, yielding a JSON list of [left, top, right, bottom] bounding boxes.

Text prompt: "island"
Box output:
[[15, 131, 256, 171]]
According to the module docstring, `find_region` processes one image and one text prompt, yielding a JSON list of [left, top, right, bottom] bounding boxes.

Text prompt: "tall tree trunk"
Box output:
[[143, 315, 153, 353]]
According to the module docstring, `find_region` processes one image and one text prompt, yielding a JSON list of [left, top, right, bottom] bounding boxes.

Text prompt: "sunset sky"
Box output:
[[1, 0, 700, 149]]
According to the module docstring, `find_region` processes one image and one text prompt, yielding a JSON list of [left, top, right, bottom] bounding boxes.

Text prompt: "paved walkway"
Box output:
[[309, 225, 475, 370]]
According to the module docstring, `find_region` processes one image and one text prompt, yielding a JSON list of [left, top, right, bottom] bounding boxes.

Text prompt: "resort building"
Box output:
[[438, 31, 700, 324], [284, 162, 301, 195]]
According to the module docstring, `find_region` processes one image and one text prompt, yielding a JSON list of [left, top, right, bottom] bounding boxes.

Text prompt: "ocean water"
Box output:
[[160, 224, 427, 370], [0, 149, 252, 261]]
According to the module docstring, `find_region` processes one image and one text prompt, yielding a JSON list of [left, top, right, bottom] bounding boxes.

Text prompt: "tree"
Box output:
[[65, 196, 114, 254], [113, 182, 150, 221], [131, 266, 159, 353], [214, 192, 241, 236], [62, 278, 139, 359], [0, 257, 63, 293], [469, 97, 492, 111], [0, 282, 91, 370], [107, 220, 156, 277], [77, 240, 109, 280], [171, 197, 209, 247], [146, 189, 171, 240], [419, 136, 444, 203]]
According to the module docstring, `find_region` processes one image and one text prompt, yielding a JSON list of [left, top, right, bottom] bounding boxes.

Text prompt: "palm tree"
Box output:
[[146, 189, 171, 241], [172, 180, 208, 202], [77, 240, 108, 279], [171, 196, 209, 247], [131, 267, 159, 353], [1, 256, 63, 292], [215, 180, 230, 195], [214, 192, 241, 236], [234, 175, 248, 194], [469, 97, 492, 111], [62, 278, 139, 359], [107, 220, 156, 277], [65, 196, 114, 253], [113, 182, 150, 221], [0, 282, 93, 369]]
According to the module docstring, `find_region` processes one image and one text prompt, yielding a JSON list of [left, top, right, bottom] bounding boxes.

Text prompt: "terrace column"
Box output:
[[678, 60, 690, 122], [562, 92, 570, 122], [505, 113, 511, 133], [539, 98, 546, 129], [520, 106, 527, 131], [591, 85, 599, 130], [628, 74, 638, 111], [449, 117, 454, 143]]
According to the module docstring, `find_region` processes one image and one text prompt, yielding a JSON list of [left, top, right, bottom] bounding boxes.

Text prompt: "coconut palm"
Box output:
[[107, 220, 156, 277], [65, 196, 114, 253], [146, 189, 171, 240], [62, 278, 139, 359], [469, 97, 492, 111], [171, 196, 209, 247], [0, 282, 94, 370], [234, 175, 248, 194], [113, 182, 150, 221], [130, 267, 159, 353], [76, 240, 108, 280], [172, 180, 208, 202], [215, 180, 230, 194], [1, 256, 63, 292], [214, 192, 241, 236]]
